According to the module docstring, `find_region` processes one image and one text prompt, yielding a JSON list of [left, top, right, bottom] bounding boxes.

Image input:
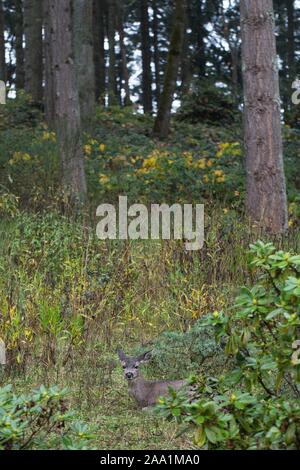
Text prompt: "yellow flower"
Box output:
[[214, 169, 224, 178], [99, 174, 110, 185], [99, 144, 106, 152], [84, 144, 92, 156], [197, 158, 206, 170], [42, 131, 56, 142], [206, 159, 213, 167], [143, 155, 159, 169], [223, 208, 229, 214], [22, 153, 31, 162], [182, 152, 193, 167], [217, 142, 241, 158], [216, 176, 225, 183]]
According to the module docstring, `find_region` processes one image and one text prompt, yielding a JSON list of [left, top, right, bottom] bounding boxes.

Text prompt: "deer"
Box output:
[[117, 348, 188, 409]]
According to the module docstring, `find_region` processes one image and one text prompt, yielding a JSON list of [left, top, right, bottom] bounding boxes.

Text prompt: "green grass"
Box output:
[[0, 103, 299, 449]]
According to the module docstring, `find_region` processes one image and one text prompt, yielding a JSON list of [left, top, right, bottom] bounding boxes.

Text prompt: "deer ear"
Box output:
[[139, 351, 152, 363], [116, 348, 127, 361]]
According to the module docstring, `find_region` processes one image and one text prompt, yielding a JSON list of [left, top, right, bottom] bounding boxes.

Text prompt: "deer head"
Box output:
[[117, 348, 152, 381]]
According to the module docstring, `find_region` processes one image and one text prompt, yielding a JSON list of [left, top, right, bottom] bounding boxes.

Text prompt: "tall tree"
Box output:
[[0, 0, 5, 83], [153, 0, 186, 138], [48, 0, 87, 205], [181, 1, 193, 96], [73, 0, 95, 126], [93, 0, 106, 104], [24, 0, 43, 103], [152, 0, 161, 106], [44, 0, 55, 127], [286, 0, 295, 78], [141, 0, 152, 113], [117, 0, 131, 106], [193, 0, 207, 77], [107, 0, 117, 105], [14, 0, 25, 91], [240, 0, 288, 233]]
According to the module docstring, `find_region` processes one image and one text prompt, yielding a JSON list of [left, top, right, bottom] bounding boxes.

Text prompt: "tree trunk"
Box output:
[[14, 0, 25, 91], [24, 0, 43, 103], [152, 0, 160, 107], [93, 0, 106, 105], [107, 0, 117, 106], [240, 0, 288, 233], [141, 0, 152, 113], [153, 0, 186, 138], [73, 0, 95, 126], [286, 0, 295, 77], [181, 1, 193, 96], [0, 0, 5, 83], [195, 1, 206, 77], [48, 0, 87, 206], [117, 0, 131, 106], [44, 0, 55, 127]]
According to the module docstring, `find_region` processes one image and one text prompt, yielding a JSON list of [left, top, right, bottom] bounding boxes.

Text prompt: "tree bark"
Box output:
[[152, 0, 160, 107], [286, 0, 295, 77], [24, 0, 43, 103], [73, 0, 95, 126], [14, 0, 25, 91], [44, 0, 55, 127], [48, 0, 87, 206], [141, 0, 152, 113], [195, 1, 206, 77], [93, 0, 106, 105], [181, 1, 193, 96], [117, 0, 131, 106], [240, 0, 288, 233], [0, 0, 5, 83], [107, 0, 117, 106], [153, 0, 186, 138]]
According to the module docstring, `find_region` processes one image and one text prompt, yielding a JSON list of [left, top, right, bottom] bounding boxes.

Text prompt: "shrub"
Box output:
[[0, 187, 19, 218], [149, 322, 223, 379], [0, 384, 94, 450], [156, 241, 300, 449], [177, 80, 237, 125]]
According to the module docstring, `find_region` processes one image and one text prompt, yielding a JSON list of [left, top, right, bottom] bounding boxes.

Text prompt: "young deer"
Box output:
[[117, 349, 187, 408]]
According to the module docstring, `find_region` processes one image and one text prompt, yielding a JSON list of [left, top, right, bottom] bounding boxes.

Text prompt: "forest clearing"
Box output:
[[0, 0, 300, 454]]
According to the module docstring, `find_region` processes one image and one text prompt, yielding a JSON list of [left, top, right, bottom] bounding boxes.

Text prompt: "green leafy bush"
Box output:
[[0, 385, 94, 450], [156, 241, 300, 449], [177, 80, 237, 125], [0, 186, 19, 218], [149, 322, 223, 379]]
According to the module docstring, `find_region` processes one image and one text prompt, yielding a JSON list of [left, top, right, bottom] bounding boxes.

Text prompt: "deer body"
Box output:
[[128, 375, 186, 408], [117, 349, 187, 408]]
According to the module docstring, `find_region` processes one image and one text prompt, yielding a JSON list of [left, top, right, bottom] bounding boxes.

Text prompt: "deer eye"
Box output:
[[134, 365, 139, 369]]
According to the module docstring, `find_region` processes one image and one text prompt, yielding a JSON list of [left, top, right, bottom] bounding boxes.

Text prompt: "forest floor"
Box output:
[[0, 101, 299, 449]]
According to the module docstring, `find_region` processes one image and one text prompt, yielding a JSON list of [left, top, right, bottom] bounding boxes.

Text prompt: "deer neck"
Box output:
[[127, 374, 148, 404]]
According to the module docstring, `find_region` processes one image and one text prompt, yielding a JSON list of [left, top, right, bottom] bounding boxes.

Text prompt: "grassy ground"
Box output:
[[0, 212, 299, 449], [0, 103, 299, 449]]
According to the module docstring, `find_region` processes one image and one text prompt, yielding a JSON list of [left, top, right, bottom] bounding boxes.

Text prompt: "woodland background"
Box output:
[[0, 0, 300, 450]]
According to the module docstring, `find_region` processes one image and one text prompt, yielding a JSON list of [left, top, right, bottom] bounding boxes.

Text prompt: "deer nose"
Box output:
[[126, 372, 133, 379]]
